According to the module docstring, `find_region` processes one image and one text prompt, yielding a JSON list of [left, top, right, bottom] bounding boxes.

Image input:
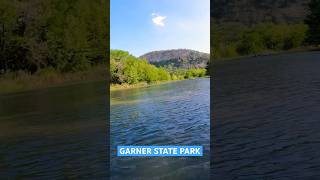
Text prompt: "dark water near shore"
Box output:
[[111, 78, 210, 180], [0, 82, 109, 179], [212, 52, 320, 179]]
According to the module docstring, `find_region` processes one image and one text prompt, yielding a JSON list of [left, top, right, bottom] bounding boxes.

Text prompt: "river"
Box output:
[[111, 78, 210, 179], [3, 51, 318, 179], [0, 78, 210, 179], [212, 51, 320, 179], [0, 82, 109, 179]]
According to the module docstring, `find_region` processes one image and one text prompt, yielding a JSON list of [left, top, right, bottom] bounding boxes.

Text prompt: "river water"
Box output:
[[111, 78, 210, 179], [212, 51, 320, 179], [0, 82, 109, 179], [2, 51, 319, 179], [0, 78, 210, 179], [3, 51, 315, 179]]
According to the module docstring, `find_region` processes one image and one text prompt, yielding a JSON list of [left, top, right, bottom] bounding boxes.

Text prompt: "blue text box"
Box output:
[[117, 146, 203, 157]]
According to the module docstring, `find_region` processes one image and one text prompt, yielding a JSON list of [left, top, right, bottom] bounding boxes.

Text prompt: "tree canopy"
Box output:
[[0, 0, 108, 74], [110, 50, 207, 85], [212, 22, 308, 59], [305, 0, 320, 45]]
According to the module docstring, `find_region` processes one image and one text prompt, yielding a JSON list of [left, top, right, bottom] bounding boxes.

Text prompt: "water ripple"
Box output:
[[212, 52, 320, 179], [111, 79, 210, 179]]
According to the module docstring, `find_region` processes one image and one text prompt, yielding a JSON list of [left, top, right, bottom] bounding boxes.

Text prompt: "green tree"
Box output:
[[110, 49, 206, 85], [205, 60, 210, 76], [0, 0, 107, 74], [237, 31, 264, 55], [283, 24, 307, 49], [158, 67, 171, 81], [123, 56, 139, 84], [305, 0, 320, 45], [0, 1, 29, 73]]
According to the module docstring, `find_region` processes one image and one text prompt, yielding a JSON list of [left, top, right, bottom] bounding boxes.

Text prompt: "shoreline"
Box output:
[[213, 46, 320, 62], [110, 77, 209, 91], [110, 80, 183, 91], [0, 65, 107, 95]]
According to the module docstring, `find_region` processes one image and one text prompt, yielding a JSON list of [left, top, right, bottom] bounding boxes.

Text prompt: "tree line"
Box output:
[[212, 0, 320, 59], [0, 0, 107, 74], [212, 23, 308, 59], [110, 50, 206, 85]]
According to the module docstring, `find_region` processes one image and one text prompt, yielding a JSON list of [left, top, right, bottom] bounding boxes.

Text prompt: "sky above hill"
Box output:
[[111, 0, 210, 56]]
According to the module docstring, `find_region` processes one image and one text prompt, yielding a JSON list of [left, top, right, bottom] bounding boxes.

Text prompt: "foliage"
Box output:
[[237, 31, 264, 55], [0, 64, 107, 94], [205, 59, 210, 76], [110, 50, 206, 85], [305, 0, 320, 45], [184, 69, 207, 79], [0, 0, 107, 74], [110, 50, 170, 84], [212, 21, 308, 59]]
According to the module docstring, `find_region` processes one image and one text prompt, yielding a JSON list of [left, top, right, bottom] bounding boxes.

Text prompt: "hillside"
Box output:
[[212, 0, 310, 25], [140, 49, 209, 69]]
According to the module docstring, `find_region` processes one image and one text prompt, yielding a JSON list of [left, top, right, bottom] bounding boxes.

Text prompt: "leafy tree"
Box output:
[[283, 24, 307, 49], [144, 65, 159, 83], [185, 68, 207, 78], [158, 67, 170, 81], [123, 56, 139, 84], [0, 1, 30, 73], [0, 0, 107, 74], [212, 22, 307, 59], [110, 50, 130, 61], [205, 60, 210, 76], [305, 0, 320, 45], [110, 50, 205, 85], [237, 31, 264, 55]]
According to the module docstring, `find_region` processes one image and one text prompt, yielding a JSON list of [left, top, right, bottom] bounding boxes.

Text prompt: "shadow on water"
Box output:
[[0, 81, 109, 179], [212, 51, 320, 179]]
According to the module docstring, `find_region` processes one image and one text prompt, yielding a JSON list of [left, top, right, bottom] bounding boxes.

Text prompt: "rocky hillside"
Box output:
[[140, 49, 209, 69], [212, 0, 311, 25]]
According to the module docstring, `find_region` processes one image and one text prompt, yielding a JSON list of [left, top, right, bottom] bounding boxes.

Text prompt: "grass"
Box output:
[[0, 65, 107, 95], [110, 80, 182, 91], [110, 76, 210, 91], [213, 45, 320, 61], [1, 66, 208, 94]]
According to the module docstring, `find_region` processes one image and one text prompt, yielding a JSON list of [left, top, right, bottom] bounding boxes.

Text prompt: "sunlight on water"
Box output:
[[111, 78, 210, 179]]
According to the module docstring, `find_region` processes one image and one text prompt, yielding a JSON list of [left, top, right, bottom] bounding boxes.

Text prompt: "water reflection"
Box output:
[[0, 82, 109, 179]]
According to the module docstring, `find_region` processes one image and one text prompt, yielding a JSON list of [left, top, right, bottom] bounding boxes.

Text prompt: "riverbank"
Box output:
[[213, 46, 320, 62], [110, 76, 210, 91], [0, 65, 107, 95], [110, 80, 182, 91]]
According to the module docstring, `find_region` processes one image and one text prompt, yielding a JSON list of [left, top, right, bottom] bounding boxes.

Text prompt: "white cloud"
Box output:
[[151, 13, 166, 27]]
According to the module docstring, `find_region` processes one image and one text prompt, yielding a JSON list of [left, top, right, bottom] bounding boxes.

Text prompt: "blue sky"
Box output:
[[111, 0, 210, 57]]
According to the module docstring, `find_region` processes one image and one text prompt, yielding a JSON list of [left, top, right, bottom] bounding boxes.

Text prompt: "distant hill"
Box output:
[[139, 49, 209, 69], [212, 0, 310, 25]]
